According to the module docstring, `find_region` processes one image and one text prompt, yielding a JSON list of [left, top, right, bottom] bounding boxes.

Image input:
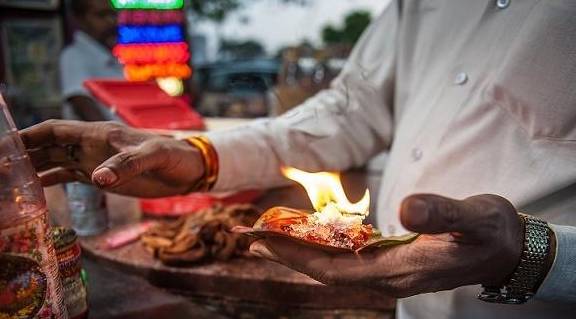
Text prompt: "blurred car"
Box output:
[[193, 58, 280, 117]]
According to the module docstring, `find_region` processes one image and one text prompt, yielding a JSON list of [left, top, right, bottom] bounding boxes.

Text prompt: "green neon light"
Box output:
[[111, 0, 184, 10]]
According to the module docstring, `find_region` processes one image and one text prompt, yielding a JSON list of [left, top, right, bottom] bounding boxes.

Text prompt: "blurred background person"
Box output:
[[58, 0, 121, 236], [60, 0, 120, 121]]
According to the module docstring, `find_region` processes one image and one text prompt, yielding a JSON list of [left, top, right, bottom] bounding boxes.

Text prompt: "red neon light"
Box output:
[[124, 63, 192, 81], [117, 10, 185, 25], [113, 43, 190, 64]]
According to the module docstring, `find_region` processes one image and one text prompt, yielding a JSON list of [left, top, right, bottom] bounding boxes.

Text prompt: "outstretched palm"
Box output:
[[250, 194, 524, 297]]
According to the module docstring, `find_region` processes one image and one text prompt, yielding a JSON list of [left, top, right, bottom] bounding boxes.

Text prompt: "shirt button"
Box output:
[[411, 148, 423, 162], [497, 0, 510, 9], [454, 72, 468, 85]]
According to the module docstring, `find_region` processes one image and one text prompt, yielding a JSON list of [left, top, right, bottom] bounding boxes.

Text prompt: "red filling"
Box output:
[[266, 216, 373, 250]]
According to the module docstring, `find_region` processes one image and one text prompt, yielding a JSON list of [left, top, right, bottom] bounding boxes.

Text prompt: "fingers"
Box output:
[[20, 120, 87, 149], [400, 194, 480, 236], [27, 146, 70, 171], [249, 240, 280, 263], [250, 237, 336, 281], [400, 194, 517, 240], [39, 168, 91, 186], [92, 144, 166, 188], [249, 237, 376, 286]]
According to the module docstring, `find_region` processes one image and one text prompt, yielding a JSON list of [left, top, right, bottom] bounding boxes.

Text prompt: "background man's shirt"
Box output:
[[206, 0, 576, 317], [59, 31, 123, 120]]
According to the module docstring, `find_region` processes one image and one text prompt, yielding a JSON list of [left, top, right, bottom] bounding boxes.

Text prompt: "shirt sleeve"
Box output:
[[59, 48, 90, 99], [206, 2, 399, 191], [535, 224, 576, 303]]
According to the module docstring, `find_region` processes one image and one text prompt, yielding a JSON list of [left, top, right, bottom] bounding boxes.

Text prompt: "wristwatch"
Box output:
[[478, 213, 554, 304]]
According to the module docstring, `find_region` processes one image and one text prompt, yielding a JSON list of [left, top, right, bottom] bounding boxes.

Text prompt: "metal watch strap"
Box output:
[[478, 213, 551, 304]]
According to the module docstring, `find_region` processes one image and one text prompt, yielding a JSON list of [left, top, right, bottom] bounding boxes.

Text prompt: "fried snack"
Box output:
[[234, 206, 419, 253], [141, 204, 260, 266]]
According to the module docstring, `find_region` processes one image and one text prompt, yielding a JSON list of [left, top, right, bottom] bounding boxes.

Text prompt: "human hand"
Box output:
[[249, 194, 525, 297], [21, 120, 204, 197]]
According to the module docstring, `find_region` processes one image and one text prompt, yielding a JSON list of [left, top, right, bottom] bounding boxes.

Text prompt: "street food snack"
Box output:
[[140, 204, 260, 266], [233, 168, 417, 252]]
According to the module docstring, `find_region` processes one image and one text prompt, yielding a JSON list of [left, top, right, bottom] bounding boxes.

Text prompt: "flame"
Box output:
[[281, 167, 370, 216]]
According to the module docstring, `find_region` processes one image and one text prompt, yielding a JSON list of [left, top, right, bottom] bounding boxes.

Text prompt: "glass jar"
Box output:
[[0, 94, 68, 318]]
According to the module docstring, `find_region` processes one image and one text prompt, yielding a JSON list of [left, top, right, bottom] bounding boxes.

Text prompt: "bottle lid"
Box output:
[[51, 227, 78, 251]]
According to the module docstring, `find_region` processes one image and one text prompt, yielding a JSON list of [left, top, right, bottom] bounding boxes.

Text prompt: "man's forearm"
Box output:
[[205, 6, 398, 192], [206, 85, 393, 192]]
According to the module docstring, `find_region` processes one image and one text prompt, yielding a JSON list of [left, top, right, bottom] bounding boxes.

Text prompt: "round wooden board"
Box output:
[[78, 172, 395, 311], [80, 233, 394, 311]]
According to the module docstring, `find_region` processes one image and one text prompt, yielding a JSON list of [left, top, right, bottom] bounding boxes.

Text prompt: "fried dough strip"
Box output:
[[141, 204, 261, 266]]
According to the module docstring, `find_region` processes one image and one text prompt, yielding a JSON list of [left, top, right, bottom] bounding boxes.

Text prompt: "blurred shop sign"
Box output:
[[111, 0, 183, 10]]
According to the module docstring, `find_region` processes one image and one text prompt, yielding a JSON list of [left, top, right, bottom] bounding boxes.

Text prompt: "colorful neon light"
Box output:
[[118, 10, 185, 25], [124, 63, 192, 81], [118, 25, 183, 44], [113, 43, 189, 64], [113, 0, 191, 90], [111, 0, 183, 10]]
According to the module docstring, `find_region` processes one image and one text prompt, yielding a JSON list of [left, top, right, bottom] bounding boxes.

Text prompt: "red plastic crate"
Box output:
[[84, 79, 204, 130]]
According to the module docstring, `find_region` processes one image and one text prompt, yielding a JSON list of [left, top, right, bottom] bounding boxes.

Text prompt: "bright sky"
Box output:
[[192, 0, 391, 60]]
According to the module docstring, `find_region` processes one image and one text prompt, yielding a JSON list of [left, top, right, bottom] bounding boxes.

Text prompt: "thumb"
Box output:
[[400, 194, 482, 237], [92, 146, 164, 188]]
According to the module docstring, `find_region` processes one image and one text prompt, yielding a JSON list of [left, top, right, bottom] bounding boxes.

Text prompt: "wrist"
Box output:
[[182, 136, 219, 193], [478, 214, 553, 304]]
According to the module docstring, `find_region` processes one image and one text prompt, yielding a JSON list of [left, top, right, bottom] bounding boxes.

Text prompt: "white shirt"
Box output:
[[59, 31, 123, 120], [206, 0, 576, 317]]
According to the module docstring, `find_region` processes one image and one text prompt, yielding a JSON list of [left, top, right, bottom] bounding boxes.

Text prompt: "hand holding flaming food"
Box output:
[[234, 168, 417, 251], [245, 169, 525, 298]]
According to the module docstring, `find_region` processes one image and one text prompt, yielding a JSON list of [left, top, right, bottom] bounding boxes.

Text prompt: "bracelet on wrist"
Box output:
[[183, 136, 219, 193]]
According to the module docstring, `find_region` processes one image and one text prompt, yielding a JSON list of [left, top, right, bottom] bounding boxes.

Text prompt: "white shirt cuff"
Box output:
[[535, 224, 576, 303]]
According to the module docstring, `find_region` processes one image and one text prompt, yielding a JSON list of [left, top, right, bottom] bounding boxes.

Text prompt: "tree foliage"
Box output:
[[322, 11, 372, 45], [190, 0, 242, 23], [190, 0, 310, 23]]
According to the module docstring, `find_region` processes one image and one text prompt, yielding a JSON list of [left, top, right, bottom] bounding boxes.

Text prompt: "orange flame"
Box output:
[[281, 167, 370, 216]]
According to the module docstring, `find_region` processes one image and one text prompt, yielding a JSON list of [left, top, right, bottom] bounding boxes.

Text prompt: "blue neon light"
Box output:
[[118, 25, 184, 44]]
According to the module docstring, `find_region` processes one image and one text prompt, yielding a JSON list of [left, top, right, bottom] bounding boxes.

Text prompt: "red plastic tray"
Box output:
[[84, 79, 204, 130], [140, 190, 263, 217]]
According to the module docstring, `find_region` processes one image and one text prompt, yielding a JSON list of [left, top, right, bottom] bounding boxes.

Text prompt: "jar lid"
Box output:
[[51, 227, 78, 250]]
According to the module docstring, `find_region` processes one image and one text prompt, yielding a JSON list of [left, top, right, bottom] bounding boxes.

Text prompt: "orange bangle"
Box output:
[[184, 136, 219, 192]]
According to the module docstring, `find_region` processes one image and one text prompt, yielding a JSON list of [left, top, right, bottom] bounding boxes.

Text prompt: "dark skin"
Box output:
[[69, 0, 118, 121], [251, 195, 555, 297], [20, 120, 556, 297], [22, 120, 204, 198], [75, 0, 117, 50]]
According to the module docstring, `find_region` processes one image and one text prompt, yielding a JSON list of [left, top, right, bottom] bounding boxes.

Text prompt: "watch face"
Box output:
[[0, 254, 48, 319]]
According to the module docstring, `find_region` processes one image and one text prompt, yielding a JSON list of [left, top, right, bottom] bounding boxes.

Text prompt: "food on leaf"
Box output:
[[233, 167, 417, 252]]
